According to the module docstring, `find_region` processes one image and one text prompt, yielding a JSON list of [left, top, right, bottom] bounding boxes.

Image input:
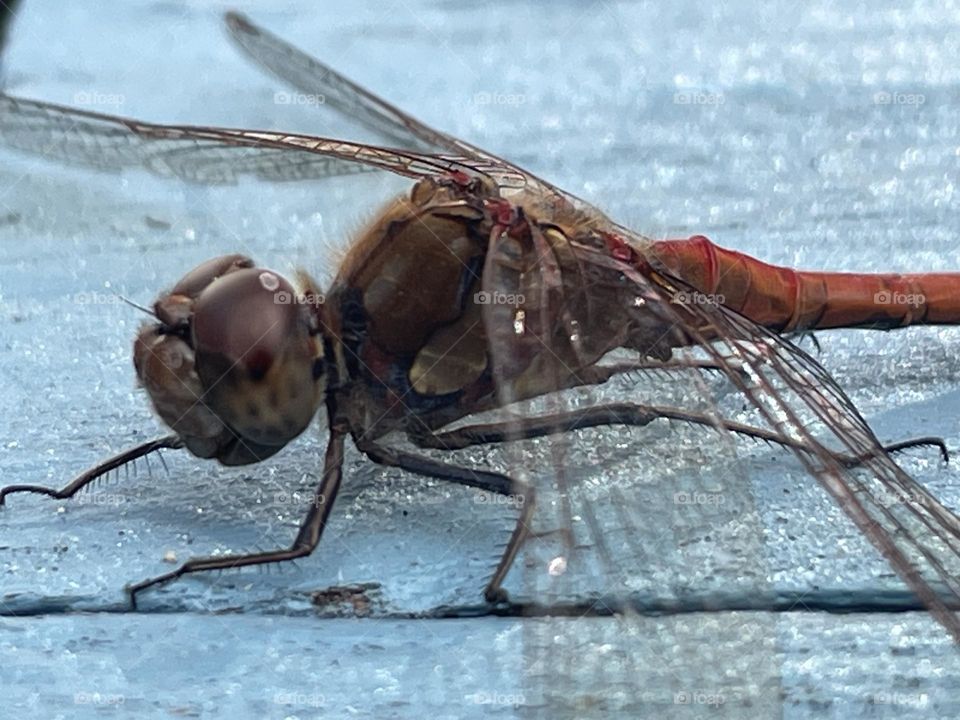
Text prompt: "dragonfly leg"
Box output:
[[415, 403, 786, 448], [783, 329, 822, 354], [880, 436, 950, 463], [126, 429, 346, 609], [0, 435, 183, 507], [573, 358, 730, 387], [413, 403, 947, 467], [356, 438, 533, 604]]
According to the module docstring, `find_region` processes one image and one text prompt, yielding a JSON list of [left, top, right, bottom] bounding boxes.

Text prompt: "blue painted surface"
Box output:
[[1, 1, 960, 717]]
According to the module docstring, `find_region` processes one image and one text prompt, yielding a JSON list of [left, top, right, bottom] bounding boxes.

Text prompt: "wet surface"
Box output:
[[1, 0, 960, 717]]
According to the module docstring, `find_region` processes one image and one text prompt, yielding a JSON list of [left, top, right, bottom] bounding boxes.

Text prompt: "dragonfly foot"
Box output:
[[125, 585, 139, 611], [484, 585, 511, 605]]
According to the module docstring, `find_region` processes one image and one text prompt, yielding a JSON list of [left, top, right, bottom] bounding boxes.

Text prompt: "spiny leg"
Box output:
[[413, 402, 947, 467], [126, 429, 347, 609], [784, 329, 822, 354], [0, 435, 183, 506], [355, 439, 533, 604], [569, 358, 731, 387], [880, 436, 949, 463], [602, 358, 731, 374]]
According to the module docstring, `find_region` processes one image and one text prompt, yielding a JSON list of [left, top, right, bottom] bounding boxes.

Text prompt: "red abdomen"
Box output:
[[651, 235, 960, 331]]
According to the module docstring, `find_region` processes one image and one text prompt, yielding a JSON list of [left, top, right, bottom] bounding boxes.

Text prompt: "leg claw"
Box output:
[[484, 586, 511, 605]]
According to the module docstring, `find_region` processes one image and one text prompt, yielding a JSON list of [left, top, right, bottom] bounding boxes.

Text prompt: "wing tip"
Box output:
[[223, 10, 256, 36]]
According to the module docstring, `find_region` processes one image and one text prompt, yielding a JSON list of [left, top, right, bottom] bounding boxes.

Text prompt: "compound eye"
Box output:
[[170, 254, 254, 299], [192, 268, 299, 383]]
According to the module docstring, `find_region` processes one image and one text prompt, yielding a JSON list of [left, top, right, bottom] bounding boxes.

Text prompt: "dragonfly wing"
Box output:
[[0, 13, 550, 194], [223, 12, 560, 197], [480, 224, 960, 633], [224, 11, 460, 154], [661, 266, 960, 634], [0, 93, 516, 185], [474, 222, 790, 712], [635, 243, 960, 638], [472, 223, 960, 712]]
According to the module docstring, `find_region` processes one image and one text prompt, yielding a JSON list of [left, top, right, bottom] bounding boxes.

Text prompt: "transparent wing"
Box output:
[[224, 10, 464, 155], [481, 225, 960, 622], [0, 93, 529, 187], [474, 223, 784, 711], [653, 262, 960, 628], [0, 12, 580, 201], [475, 225, 960, 710], [222, 12, 580, 204]]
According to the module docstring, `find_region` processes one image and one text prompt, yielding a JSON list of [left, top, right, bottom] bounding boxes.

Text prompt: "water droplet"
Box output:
[[547, 556, 567, 576]]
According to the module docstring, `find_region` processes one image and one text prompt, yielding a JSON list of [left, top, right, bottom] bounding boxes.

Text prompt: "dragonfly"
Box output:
[[1, 11, 959, 644]]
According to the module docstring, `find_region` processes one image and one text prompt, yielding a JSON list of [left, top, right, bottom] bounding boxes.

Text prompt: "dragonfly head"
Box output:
[[134, 254, 327, 465]]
